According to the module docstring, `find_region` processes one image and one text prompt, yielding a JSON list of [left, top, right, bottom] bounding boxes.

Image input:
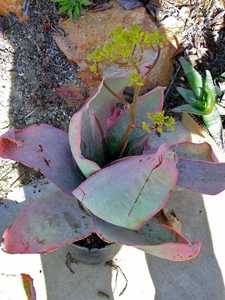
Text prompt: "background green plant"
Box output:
[[53, 0, 90, 18]]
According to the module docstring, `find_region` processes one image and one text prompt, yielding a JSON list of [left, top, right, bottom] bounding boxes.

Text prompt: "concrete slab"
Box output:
[[0, 182, 225, 300]]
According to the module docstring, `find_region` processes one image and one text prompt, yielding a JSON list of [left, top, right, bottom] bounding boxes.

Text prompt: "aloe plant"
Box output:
[[1, 76, 225, 261], [173, 57, 225, 149]]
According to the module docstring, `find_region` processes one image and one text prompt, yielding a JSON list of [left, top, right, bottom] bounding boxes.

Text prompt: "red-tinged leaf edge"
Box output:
[[93, 216, 201, 261], [69, 77, 129, 177], [0, 125, 84, 195], [2, 188, 94, 254], [137, 240, 201, 261]]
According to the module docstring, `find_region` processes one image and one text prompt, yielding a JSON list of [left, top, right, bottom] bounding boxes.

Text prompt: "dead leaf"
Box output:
[[21, 274, 36, 300], [0, 0, 28, 21], [156, 209, 182, 233], [56, 84, 88, 106]]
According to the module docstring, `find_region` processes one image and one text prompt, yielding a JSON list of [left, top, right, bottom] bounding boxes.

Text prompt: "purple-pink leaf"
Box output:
[[143, 122, 191, 155], [177, 159, 225, 195], [139, 240, 201, 261], [107, 87, 165, 157], [69, 77, 128, 177], [172, 142, 216, 162], [73, 144, 178, 230], [0, 125, 83, 194], [3, 188, 94, 253], [94, 216, 201, 261]]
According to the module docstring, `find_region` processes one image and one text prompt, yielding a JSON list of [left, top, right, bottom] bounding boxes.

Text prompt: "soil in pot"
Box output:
[[75, 233, 110, 249], [68, 233, 121, 265]]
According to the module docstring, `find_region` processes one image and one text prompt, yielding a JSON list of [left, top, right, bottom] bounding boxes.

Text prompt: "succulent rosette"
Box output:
[[1, 76, 225, 261]]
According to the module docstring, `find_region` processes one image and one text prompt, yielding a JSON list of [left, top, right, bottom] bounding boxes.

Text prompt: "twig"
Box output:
[[24, 108, 38, 120], [97, 290, 110, 298], [65, 252, 78, 274], [164, 65, 181, 100], [105, 260, 128, 296]]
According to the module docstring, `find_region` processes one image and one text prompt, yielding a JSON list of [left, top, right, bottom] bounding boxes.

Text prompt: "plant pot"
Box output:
[[67, 242, 121, 265], [181, 112, 225, 162]]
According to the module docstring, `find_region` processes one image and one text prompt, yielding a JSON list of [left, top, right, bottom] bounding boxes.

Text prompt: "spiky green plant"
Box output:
[[53, 0, 90, 18], [173, 57, 224, 149]]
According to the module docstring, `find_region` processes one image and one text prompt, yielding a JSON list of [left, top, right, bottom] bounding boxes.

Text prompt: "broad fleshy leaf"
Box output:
[[179, 57, 203, 99], [203, 108, 225, 150], [177, 159, 225, 195], [171, 142, 215, 162], [143, 121, 190, 155], [0, 199, 19, 238], [0, 125, 83, 194], [69, 77, 128, 177], [204, 70, 216, 104], [139, 240, 201, 261], [176, 87, 197, 104], [173, 104, 204, 115], [73, 144, 178, 230], [107, 87, 165, 157], [3, 187, 94, 253], [94, 216, 201, 261]]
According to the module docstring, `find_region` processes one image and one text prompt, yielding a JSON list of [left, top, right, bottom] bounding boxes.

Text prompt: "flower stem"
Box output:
[[103, 81, 127, 105], [118, 86, 140, 157]]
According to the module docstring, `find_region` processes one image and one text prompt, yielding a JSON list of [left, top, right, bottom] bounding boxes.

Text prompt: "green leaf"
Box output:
[[219, 72, 225, 79], [179, 57, 203, 99], [176, 87, 197, 104], [203, 70, 216, 113], [73, 145, 178, 230], [173, 104, 204, 115]]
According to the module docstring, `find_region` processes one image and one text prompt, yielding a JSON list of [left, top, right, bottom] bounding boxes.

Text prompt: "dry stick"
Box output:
[[164, 64, 181, 100], [106, 260, 128, 296]]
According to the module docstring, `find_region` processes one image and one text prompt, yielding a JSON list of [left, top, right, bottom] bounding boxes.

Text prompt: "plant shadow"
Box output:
[[145, 190, 225, 300], [41, 248, 115, 300]]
